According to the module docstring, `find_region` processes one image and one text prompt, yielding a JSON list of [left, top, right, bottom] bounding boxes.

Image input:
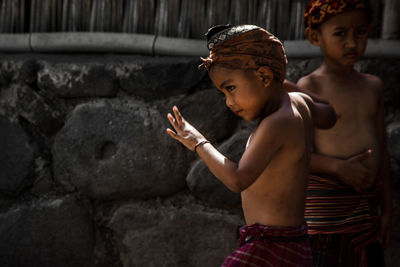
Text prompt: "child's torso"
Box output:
[[241, 94, 313, 227], [312, 72, 381, 177]]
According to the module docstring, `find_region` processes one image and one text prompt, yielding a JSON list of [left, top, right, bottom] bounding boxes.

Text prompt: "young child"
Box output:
[[166, 24, 336, 266], [295, 0, 392, 266]]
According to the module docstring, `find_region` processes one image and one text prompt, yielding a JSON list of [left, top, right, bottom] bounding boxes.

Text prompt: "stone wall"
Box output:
[[0, 53, 399, 267]]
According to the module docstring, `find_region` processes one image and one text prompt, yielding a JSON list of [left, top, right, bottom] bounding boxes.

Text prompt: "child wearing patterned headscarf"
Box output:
[[292, 0, 392, 266], [166, 24, 337, 266]]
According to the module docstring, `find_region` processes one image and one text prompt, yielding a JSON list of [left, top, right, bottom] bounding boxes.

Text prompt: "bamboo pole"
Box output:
[[206, 0, 230, 29], [382, 0, 400, 39], [5, 0, 12, 32], [155, 0, 168, 36], [177, 0, 191, 38], [229, 0, 248, 25], [191, 0, 207, 39], [139, 0, 155, 34], [0, 0, 6, 32], [247, 0, 258, 26], [167, 0, 180, 37]]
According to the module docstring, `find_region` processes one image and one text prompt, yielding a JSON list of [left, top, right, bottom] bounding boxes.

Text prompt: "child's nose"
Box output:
[[345, 33, 357, 48], [225, 96, 235, 108]]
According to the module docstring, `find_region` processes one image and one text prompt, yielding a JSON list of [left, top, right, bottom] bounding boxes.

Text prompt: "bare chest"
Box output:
[[314, 83, 380, 159], [323, 86, 378, 120]]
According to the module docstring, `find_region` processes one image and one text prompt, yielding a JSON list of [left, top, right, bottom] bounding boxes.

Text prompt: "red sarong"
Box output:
[[222, 223, 312, 267]]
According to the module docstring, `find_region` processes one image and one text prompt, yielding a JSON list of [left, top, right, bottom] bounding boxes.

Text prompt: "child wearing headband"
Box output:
[[293, 0, 392, 266], [167, 24, 336, 266]]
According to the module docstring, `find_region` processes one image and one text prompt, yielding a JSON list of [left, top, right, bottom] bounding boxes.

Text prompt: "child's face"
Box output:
[[209, 65, 272, 121], [317, 9, 370, 66]]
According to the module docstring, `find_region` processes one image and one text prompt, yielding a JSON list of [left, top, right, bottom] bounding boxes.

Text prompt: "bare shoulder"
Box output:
[[297, 72, 322, 94], [258, 109, 293, 135], [256, 104, 300, 142], [290, 90, 337, 129], [289, 92, 313, 113], [361, 73, 384, 95], [245, 110, 295, 158]]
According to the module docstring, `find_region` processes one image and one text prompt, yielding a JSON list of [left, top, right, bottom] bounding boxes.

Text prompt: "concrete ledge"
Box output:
[[0, 34, 31, 52], [155, 36, 208, 57], [282, 39, 400, 58], [364, 39, 400, 58], [30, 32, 155, 54], [283, 40, 321, 58], [0, 33, 399, 58]]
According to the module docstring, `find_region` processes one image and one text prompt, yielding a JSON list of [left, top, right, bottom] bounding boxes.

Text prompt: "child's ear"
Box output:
[[305, 27, 321, 46], [256, 66, 274, 87]]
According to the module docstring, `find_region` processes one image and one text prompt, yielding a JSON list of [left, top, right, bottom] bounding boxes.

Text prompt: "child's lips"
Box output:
[[233, 109, 243, 116], [344, 52, 358, 58]]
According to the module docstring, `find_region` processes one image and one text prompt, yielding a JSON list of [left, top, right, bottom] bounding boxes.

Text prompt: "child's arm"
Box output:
[[166, 106, 284, 193], [310, 151, 372, 193], [375, 80, 392, 248], [285, 80, 337, 129]]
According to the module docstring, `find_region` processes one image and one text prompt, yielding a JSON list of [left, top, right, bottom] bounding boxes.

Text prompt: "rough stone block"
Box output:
[[0, 60, 23, 85], [187, 129, 252, 209], [355, 59, 400, 116], [109, 202, 242, 267], [388, 122, 400, 163], [0, 196, 95, 267], [53, 98, 188, 200], [285, 58, 323, 83], [37, 62, 118, 98], [0, 116, 35, 195], [0, 84, 64, 135], [118, 57, 206, 101]]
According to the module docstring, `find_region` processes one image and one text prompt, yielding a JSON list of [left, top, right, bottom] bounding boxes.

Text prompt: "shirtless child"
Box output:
[[293, 1, 392, 266], [166, 25, 336, 266]]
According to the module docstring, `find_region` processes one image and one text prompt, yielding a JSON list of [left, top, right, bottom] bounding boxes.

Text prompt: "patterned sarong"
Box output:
[[305, 174, 381, 266], [222, 223, 312, 267]]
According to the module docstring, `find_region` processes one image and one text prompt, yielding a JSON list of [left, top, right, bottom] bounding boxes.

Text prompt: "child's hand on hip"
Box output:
[[336, 149, 373, 192], [166, 106, 207, 151]]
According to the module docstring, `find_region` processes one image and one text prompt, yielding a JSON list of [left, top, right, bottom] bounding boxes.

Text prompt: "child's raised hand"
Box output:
[[336, 149, 373, 193], [166, 106, 207, 151]]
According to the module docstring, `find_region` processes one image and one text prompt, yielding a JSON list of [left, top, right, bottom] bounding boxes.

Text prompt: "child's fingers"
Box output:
[[173, 106, 183, 125], [358, 149, 372, 160], [167, 113, 179, 129], [349, 149, 372, 162], [166, 128, 178, 139]]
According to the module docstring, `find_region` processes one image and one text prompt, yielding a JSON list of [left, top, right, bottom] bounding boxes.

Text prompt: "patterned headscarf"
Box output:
[[304, 0, 373, 28], [199, 25, 287, 83]]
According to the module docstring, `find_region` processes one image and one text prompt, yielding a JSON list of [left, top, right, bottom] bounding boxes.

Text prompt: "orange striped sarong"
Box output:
[[305, 174, 381, 266]]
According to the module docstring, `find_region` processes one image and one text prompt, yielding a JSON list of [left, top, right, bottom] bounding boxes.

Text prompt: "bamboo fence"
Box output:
[[0, 0, 384, 39]]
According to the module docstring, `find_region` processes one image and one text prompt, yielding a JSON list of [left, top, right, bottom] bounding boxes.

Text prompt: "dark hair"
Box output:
[[205, 24, 231, 42]]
